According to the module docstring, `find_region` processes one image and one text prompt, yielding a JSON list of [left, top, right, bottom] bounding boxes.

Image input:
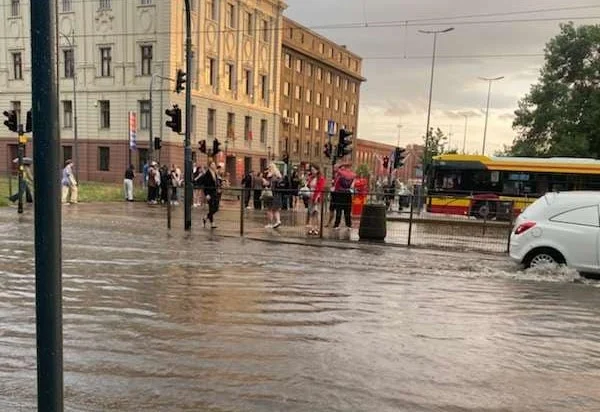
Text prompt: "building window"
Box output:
[[326, 72, 332, 84], [260, 75, 268, 101], [62, 101, 73, 129], [306, 89, 312, 103], [226, 3, 236, 28], [319, 43, 324, 54], [139, 100, 150, 130], [244, 69, 252, 95], [335, 76, 340, 87], [317, 67, 322, 80], [314, 143, 320, 157], [227, 112, 235, 139], [344, 79, 349, 90], [99, 100, 110, 128], [12, 52, 22, 80], [282, 109, 289, 119], [288, 27, 293, 38], [325, 96, 330, 109], [11, 101, 21, 125], [343, 101, 347, 114], [141, 45, 152, 76], [352, 82, 357, 93], [137, 148, 149, 173], [260, 119, 267, 143], [295, 59, 302, 73], [206, 57, 216, 87], [244, 11, 253, 36], [294, 85, 301, 100], [315, 117, 320, 131], [99, 0, 111, 9], [206, 0, 217, 20], [62, 0, 72, 12], [62, 146, 73, 166], [283, 81, 290, 97], [261, 20, 269, 42], [306, 63, 313, 77], [304, 141, 310, 156], [304, 115, 310, 129], [98, 147, 110, 171], [328, 48, 334, 58], [11, 0, 20, 16], [334, 99, 339, 111], [63, 49, 74, 78], [244, 116, 252, 141], [100, 47, 112, 77], [225, 63, 235, 91], [284, 53, 291, 69], [351, 104, 356, 115], [140, 0, 152, 5], [294, 112, 300, 127], [293, 139, 299, 153], [316, 92, 322, 106], [207, 108, 216, 137]]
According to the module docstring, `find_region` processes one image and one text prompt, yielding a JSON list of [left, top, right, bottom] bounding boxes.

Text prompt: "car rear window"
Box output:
[[550, 205, 600, 227]]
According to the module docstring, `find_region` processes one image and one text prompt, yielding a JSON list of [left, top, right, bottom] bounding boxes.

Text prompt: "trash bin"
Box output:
[[359, 203, 387, 242]]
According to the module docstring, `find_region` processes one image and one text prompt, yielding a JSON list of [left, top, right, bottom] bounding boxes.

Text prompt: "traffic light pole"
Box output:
[[17, 124, 24, 214], [183, 0, 193, 231], [31, 1, 64, 410]]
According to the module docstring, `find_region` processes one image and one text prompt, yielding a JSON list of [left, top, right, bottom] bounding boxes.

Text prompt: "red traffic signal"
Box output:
[[165, 105, 182, 133]]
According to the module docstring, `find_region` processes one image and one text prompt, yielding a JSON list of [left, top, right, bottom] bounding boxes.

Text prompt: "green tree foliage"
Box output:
[[355, 163, 371, 178], [422, 127, 448, 171], [510, 23, 600, 157]]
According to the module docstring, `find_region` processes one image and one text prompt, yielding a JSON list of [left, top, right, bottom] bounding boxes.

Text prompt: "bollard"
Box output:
[[319, 191, 325, 239], [407, 194, 414, 246], [240, 189, 244, 237], [167, 196, 172, 230], [358, 203, 387, 242]]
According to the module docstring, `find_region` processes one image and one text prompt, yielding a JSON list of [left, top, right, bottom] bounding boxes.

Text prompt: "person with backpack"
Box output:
[[147, 162, 160, 204], [333, 162, 356, 230]]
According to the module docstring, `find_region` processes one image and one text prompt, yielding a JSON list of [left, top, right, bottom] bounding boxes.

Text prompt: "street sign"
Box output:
[[128, 111, 137, 150], [327, 120, 336, 136]]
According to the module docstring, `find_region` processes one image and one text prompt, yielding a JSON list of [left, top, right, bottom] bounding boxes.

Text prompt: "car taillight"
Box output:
[[515, 221, 536, 235]]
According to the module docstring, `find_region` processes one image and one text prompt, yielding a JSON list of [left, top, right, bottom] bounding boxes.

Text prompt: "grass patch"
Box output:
[[0, 176, 146, 206]]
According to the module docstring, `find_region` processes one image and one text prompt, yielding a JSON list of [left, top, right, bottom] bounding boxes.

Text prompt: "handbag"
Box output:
[[260, 189, 273, 200]]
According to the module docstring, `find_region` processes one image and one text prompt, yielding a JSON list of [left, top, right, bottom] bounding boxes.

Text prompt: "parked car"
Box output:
[[510, 191, 600, 273]]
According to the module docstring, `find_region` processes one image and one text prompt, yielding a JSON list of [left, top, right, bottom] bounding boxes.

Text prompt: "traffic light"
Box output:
[[154, 137, 162, 150], [165, 105, 182, 133], [394, 147, 406, 169], [324, 143, 332, 159], [199, 140, 207, 154], [383, 156, 390, 169], [282, 153, 289, 164], [3, 110, 17, 132], [175, 69, 186, 94], [337, 129, 353, 158], [25, 110, 32, 133], [213, 138, 222, 155]]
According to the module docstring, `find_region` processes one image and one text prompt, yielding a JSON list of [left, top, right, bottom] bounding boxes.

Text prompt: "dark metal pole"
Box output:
[[239, 189, 244, 237], [31, 0, 63, 410], [17, 125, 24, 214], [149, 74, 154, 161], [184, 0, 193, 231], [72, 32, 79, 180]]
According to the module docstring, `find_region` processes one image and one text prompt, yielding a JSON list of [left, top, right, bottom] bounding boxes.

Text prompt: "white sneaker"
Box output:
[[272, 221, 281, 229], [246, 206, 252, 210], [265, 224, 273, 229]]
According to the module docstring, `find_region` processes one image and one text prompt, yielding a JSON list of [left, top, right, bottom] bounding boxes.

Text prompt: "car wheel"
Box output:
[[524, 248, 565, 269]]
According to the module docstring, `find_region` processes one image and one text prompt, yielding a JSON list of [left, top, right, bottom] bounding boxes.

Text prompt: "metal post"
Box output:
[[319, 192, 325, 239], [240, 189, 244, 237], [479, 76, 504, 155], [17, 125, 24, 214], [184, 0, 193, 231], [167, 193, 172, 230], [407, 194, 414, 246], [149, 74, 154, 161], [462, 114, 468, 154], [31, 0, 63, 410], [71, 32, 78, 180]]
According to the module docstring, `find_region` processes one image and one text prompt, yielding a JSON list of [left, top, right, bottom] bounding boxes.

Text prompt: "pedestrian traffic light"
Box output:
[[337, 129, 353, 158], [394, 147, 406, 169], [213, 138, 222, 155], [199, 140, 207, 154], [154, 137, 162, 150], [383, 156, 390, 169], [175, 69, 186, 94], [165, 105, 182, 133], [3, 110, 17, 132], [25, 110, 32, 133], [324, 143, 332, 159]]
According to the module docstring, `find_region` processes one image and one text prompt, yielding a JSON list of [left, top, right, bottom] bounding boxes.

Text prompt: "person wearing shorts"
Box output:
[[305, 164, 326, 236]]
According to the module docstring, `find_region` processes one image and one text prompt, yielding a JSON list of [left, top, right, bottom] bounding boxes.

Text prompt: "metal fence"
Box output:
[[186, 187, 516, 254]]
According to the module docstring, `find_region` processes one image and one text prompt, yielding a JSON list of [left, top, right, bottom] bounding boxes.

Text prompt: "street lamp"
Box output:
[[461, 112, 471, 154], [479, 76, 504, 155], [419, 27, 454, 190], [59, 31, 78, 179]]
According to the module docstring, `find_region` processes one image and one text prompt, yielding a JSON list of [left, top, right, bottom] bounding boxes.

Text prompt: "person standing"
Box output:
[[290, 169, 301, 209], [305, 164, 326, 236], [199, 161, 220, 229], [170, 164, 182, 205], [147, 162, 160, 205], [333, 163, 356, 230], [253, 171, 263, 210], [123, 164, 135, 202], [241, 171, 253, 209], [193, 162, 204, 207], [262, 163, 283, 229], [61, 159, 78, 204], [9, 163, 33, 204], [142, 161, 149, 189]]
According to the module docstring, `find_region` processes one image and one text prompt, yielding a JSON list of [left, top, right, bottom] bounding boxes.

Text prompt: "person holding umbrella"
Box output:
[[61, 159, 78, 204]]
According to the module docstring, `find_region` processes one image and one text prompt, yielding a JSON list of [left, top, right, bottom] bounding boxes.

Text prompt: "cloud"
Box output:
[[444, 110, 483, 119], [498, 112, 516, 121]]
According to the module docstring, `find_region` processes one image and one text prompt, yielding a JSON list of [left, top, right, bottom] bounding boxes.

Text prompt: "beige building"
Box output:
[[0, 0, 286, 184], [279, 17, 365, 174]]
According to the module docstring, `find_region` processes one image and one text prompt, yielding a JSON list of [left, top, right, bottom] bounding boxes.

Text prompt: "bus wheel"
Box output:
[[477, 204, 490, 219]]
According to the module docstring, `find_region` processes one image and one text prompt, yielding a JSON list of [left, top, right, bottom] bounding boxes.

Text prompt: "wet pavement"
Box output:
[[1, 205, 600, 411]]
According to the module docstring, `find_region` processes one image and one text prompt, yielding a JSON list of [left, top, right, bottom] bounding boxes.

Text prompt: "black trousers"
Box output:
[[243, 188, 251, 207], [9, 182, 33, 203], [147, 186, 159, 202], [253, 190, 262, 210], [334, 192, 352, 228], [207, 194, 219, 222]]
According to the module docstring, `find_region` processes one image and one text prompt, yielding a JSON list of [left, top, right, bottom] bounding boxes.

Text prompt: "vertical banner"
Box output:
[[129, 111, 137, 150]]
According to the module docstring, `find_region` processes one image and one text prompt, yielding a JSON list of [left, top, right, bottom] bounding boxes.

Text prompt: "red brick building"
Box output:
[[355, 138, 395, 178], [395, 144, 424, 185]]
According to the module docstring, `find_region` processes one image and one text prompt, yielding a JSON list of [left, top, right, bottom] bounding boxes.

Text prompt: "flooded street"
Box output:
[[1, 207, 600, 411]]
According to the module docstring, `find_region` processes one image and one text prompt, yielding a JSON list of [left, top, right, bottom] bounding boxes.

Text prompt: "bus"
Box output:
[[427, 154, 600, 219]]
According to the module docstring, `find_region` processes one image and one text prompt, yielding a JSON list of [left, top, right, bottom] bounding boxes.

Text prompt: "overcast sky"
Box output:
[[284, 0, 600, 154]]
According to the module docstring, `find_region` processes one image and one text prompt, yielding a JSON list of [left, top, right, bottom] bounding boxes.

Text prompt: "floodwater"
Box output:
[[1, 206, 600, 411]]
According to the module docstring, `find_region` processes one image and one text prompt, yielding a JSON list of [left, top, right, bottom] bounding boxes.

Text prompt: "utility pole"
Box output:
[[31, 1, 63, 410], [462, 113, 469, 154], [17, 124, 25, 214], [184, 0, 193, 231], [479, 76, 504, 155], [149, 74, 155, 162]]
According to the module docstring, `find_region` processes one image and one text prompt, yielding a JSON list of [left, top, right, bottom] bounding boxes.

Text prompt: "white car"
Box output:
[[510, 191, 600, 273]]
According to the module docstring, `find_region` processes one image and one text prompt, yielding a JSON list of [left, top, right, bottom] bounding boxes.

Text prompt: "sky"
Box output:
[[284, 0, 600, 155]]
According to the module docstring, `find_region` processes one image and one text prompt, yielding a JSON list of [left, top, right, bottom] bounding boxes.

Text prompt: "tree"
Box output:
[[355, 163, 371, 178], [422, 127, 448, 172], [509, 23, 600, 157]]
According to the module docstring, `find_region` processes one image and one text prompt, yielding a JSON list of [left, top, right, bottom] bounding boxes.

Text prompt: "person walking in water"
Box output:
[[123, 164, 135, 202], [199, 161, 220, 229], [61, 159, 78, 204], [305, 164, 326, 236], [262, 163, 283, 229]]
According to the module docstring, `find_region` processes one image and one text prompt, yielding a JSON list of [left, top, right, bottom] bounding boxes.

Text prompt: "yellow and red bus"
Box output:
[[427, 154, 600, 218]]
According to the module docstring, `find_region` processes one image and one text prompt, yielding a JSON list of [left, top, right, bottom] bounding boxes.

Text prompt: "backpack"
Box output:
[[338, 176, 354, 191]]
